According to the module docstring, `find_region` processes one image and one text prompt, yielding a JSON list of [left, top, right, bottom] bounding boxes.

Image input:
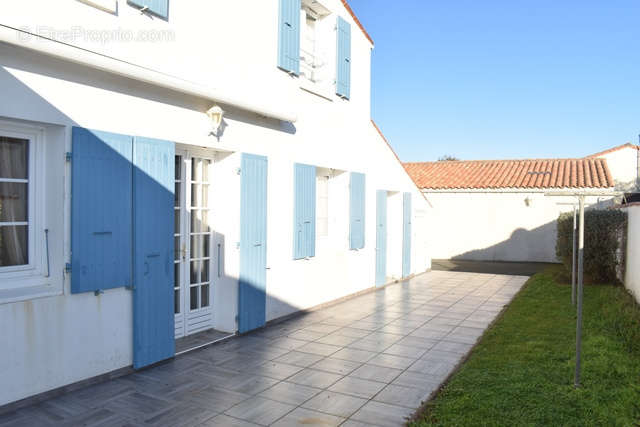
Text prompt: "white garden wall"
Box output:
[[624, 204, 640, 304], [424, 190, 608, 263]]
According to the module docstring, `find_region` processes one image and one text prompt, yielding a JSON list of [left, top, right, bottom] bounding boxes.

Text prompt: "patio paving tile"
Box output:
[[6, 271, 528, 426], [225, 397, 295, 425], [373, 384, 434, 409], [302, 391, 367, 418], [350, 401, 415, 427], [328, 377, 386, 399], [349, 364, 403, 383], [270, 407, 344, 427], [367, 353, 416, 370], [286, 369, 343, 389], [310, 357, 362, 375], [331, 348, 377, 363], [201, 414, 261, 426], [273, 351, 324, 368]]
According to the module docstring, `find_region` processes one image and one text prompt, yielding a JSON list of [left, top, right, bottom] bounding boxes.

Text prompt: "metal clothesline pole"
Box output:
[[546, 190, 623, 388], [572, 204, 577, 306], [574, 195, 585, 387]]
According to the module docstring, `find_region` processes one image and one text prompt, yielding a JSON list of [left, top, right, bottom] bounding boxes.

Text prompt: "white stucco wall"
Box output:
[[595, 147, 639, 191], [424, 190, 608, 263], [624, 205, 640, 304], [0, 0, 430, 406]]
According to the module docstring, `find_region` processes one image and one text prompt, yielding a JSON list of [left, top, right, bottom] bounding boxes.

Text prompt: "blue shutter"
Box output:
[[402, 192, 412, 277], [375, 190, 387, 286], [238, 154, 268, 333], [132, 136, 175, 369], [349, 172, 365, 249], [293, 163, 316, 259], [278, 0, 301, 75], [128, 0, 168, 19], [336, 16, 352, 99], [71, 127, 133, 294]]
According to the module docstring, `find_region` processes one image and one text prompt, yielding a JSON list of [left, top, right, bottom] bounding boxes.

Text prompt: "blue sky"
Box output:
[[348, 0, 640, 162]]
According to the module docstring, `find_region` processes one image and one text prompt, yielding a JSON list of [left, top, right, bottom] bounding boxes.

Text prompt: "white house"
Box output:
[[0, 0, 430, 407], [404, 157, 615, 263]]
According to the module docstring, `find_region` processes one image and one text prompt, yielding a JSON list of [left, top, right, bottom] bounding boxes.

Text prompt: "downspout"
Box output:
[[0, 24, 298, 123]]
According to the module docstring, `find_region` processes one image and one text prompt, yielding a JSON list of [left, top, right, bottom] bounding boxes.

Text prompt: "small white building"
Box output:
[[404, 157, 615, 263], [587, 143, 639, 192], [0, 0, 430, 407]]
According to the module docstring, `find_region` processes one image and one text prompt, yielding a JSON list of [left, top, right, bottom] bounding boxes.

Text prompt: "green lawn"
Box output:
[[410, 266, 640, 426]]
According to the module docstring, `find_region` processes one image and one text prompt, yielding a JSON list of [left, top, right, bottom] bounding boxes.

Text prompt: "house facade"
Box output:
[[0, 0, 431, 406], [404, 157, 614, 263]]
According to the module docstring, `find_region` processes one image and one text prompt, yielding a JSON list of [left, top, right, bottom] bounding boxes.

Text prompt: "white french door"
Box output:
[[174, 150, 214, 338]]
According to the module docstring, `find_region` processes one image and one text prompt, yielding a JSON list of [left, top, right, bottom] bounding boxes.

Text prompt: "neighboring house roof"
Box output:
[[341, 0, 374, 46], [586, 142, 639, 158], [403, 158, 615, 190]]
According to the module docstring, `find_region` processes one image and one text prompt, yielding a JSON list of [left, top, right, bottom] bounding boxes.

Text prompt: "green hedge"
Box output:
[[556, 209, 627, 284]]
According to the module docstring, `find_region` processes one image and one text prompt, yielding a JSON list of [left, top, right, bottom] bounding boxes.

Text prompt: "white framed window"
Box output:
[[316, 171, 329, 238], [299, 0, 335, 99], [0, 121, 49, 299]]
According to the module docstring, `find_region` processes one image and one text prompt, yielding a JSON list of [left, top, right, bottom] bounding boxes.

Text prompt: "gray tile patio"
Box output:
[[1, 271, 528, 426]]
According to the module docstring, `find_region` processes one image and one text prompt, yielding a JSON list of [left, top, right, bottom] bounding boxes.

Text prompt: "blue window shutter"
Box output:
[[375, 190, 387, 286], [71, 127, 133, 294], [293, 163, 316, 259], [349, 172, 365, 249], [239, 153, 268, 333], [402, 192, 412, 277], [336, 16, 351, 99], [278, 0, 301, 75], [132, 136, 175, 369], [128, 0, 169, 19]]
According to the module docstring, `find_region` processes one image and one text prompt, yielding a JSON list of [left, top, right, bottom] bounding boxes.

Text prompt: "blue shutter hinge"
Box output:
[[94, 289, 104, 296], [65, 152, 72, 161], [236, 242, 240, 249], [64, 262, 72, 273], [125, 284, 135, 291], [236, 168, 241, 175]]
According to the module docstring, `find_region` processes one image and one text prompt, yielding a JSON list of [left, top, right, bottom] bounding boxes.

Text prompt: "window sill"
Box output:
[[0, 282, 62, 305], [300, 80, 334, 102], [77, 0, 117, 13]]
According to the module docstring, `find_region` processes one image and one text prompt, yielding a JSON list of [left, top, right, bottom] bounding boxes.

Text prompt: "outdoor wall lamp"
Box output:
[[206, 105, 225, 136], [524, 196, 532, 207]]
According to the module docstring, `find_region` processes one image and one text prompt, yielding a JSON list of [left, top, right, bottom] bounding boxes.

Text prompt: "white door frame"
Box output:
[[174, 147, 215, 339]]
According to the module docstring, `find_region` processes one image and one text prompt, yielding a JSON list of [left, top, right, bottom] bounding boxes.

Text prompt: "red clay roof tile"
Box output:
[[403, 158, 615, 190]]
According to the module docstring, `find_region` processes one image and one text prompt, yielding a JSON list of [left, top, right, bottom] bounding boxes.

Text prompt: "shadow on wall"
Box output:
[[450, 199, 615, 263], [451, 220, 559, 263]]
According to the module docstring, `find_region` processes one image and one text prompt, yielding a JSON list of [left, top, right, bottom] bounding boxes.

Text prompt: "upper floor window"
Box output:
[[0, 136, 29, 267], [300, 1, 331, 87], [278, 0, 351, 100]]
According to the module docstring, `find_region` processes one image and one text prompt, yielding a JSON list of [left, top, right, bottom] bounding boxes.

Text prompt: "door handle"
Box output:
[[254, 243, 262, 247]]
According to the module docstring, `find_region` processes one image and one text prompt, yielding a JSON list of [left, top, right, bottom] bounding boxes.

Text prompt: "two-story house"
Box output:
[[0, 0, 431, 406]]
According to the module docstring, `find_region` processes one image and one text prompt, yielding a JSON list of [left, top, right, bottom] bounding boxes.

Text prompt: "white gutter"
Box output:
[[0, 24, 298, 123]]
